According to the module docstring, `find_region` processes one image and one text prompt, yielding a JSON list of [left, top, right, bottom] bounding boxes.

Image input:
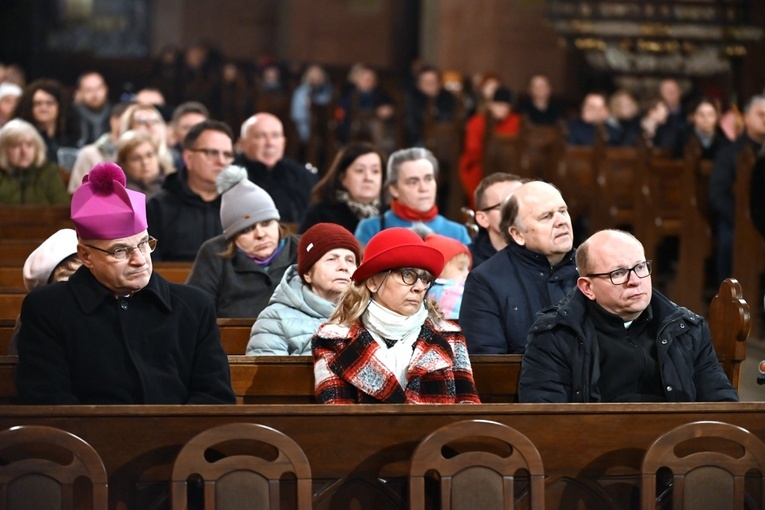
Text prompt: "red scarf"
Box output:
[[391, 199, 439, 222]]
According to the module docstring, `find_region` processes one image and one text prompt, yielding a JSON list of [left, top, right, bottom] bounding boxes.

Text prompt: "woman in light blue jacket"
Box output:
[[246, 223, 362, 355]]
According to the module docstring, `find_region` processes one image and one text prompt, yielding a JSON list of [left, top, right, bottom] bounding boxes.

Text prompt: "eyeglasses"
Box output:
[[133, 116, 162, 126], [127, 151, 158, 165], [478, 202, 502, 212], [390, 267, 435, 287], [84, 237, 157, 260], [585, 260, 652, 285], [189, 148, 236, 161]]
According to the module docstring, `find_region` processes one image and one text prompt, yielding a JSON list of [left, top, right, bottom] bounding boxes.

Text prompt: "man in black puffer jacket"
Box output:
[[520, 229, 738, 403]]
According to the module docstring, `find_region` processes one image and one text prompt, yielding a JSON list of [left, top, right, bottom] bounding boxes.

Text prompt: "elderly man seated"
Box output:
[[519, 229, 738, 403], [460, 180, 578, 354]]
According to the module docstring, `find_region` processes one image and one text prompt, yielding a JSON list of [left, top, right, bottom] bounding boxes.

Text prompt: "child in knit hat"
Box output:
[[247, 222, 362, 355], [424, 233, 472, 320]]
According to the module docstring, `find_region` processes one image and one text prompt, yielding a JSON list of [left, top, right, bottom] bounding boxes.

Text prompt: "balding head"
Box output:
[[576, 229, 652, 321], [500, 181, 573, 265], [239, 113, 286, 168]]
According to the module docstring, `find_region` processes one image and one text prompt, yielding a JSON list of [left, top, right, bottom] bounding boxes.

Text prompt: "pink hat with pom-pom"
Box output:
[[71, 162, 148, 240]]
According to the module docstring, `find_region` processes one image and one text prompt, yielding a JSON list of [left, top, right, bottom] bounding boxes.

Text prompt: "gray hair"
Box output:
[[0, 119, 47, 169], [744, 94, 765, 114], [384, 147, 439, 189]]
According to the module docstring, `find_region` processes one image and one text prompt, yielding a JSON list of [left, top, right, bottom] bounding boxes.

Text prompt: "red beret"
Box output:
[[352, 227, 444, 283]]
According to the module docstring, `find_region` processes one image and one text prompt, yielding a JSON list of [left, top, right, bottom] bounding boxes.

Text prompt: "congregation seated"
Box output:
[[72, 71, 111, 147], [290, 64, 333, 148], [167, 101, 209, 173], [402, 64, 458, 147], [565, 92, 614, 146], [520, 229, 739, 403], [247, 222, 361, 355], [187, 164, 299, 318], [674, 97, 731, 160], [115, 129, 167, 199], [313, 227, 480, 404]]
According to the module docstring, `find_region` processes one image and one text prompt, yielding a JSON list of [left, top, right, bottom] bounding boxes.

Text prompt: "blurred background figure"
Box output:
[[0, 82, 22, 128], [675, 97, 731, 159], [516, 74, 564, 125], [290, 64, 333, 148], [68, 101, 132, 194], [73, 71, 111, 147], [116, 130, 168, 199], [0, 118, 68, 204], [606, 89, 642, 147], [120, 103, 174, 173], [300, 142, 384, 234], [12, 78, 79, 166]]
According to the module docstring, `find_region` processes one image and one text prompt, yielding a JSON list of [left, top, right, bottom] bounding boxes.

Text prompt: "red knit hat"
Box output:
[[298, 223, 362, 283], [352, 227, 444, 283], [424, 234, 472, 270]]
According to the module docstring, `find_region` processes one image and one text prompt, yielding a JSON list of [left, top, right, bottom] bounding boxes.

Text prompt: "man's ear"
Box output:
[[508, 226, 525, 246], [475, 211, 490, 229], [77, 244, 94, 269], [577, 276, 597, 301]]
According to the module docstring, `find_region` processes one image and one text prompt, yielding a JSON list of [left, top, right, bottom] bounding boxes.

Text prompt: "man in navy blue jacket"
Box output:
[[460, 181, 578, 354]]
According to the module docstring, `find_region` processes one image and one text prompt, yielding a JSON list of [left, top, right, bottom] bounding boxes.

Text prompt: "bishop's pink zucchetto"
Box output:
[[70, 162, 148, 240]]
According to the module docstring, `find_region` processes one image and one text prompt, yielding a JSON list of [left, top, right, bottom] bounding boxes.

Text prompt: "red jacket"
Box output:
[[459, 112, 521, 208], [312, 319, 480, 404]]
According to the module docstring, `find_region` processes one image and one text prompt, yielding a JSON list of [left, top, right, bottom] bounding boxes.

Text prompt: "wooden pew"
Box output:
[[0, 403, 764, 509], [0, 267, 25, 292], [152, 261, 193, 284], [218, 318, 254, 355], [554, 145, 596, 224], [0, 354, 522, 405], [589, 145, 644, 233], [0, 239, 42, 266], [673, 141, 715, 315], [520, 120, 564, 182], [0, 205, 73, 239], [731, 143, 765, 336]]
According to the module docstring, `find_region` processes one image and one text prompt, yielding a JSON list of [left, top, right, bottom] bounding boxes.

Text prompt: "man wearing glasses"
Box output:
[[470, 172, 526, 268], [519, 229, 738, 403], [146, 119, 235, 261], [16, 162, 236, 404]]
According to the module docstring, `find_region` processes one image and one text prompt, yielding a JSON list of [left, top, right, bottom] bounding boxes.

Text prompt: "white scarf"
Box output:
[[362, 299, 428, 387]]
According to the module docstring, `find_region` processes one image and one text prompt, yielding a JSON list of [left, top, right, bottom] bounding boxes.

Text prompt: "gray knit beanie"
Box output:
[[217, 165, 280, 239]]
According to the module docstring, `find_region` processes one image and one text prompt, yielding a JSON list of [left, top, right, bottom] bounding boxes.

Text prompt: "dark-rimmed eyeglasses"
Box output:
[[84, 237, 157, 261], [585, 260, 652, 285], [189, 148, 235, 161], [478, 202, 503, 212], [390, 267, 435, 287]]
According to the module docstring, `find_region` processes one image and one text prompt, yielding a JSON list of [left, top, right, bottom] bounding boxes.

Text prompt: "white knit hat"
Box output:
[[0, 82, 22, 101], [22, 229, 79, 291], [216, 165, 280, 239]]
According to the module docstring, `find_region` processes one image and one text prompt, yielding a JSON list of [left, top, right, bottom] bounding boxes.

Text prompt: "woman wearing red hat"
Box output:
[[312, 227, 480, 404]]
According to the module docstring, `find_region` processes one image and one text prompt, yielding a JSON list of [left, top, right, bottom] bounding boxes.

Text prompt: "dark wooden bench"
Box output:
[[0, 403, 764, 509], [0, 205, 73, 239]]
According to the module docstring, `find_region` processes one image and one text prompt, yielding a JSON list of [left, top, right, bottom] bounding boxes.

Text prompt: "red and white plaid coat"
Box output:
[[312, 318, 480, 404]]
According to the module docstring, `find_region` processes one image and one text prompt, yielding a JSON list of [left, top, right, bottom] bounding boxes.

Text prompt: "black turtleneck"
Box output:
[[587, 300, 664, 402]]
